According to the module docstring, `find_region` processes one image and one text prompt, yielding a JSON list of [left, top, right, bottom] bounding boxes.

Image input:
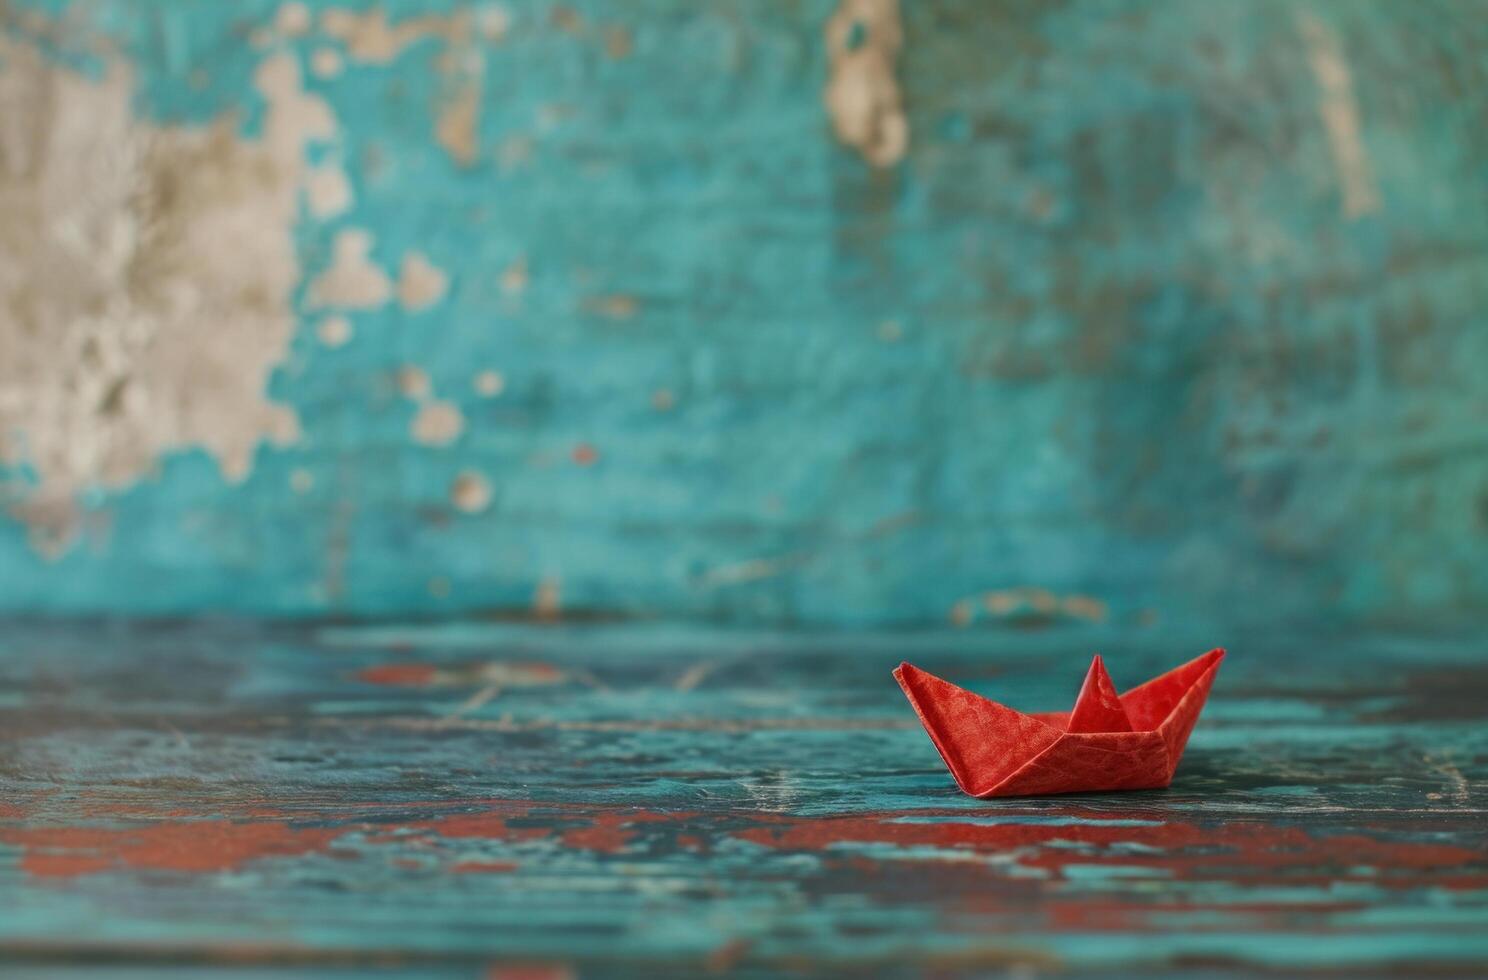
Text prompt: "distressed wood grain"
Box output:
[[2, 621, 1485, 975]]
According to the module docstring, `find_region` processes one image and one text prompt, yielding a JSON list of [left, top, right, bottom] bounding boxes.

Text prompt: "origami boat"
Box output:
[[894, 649, 1224, 797]]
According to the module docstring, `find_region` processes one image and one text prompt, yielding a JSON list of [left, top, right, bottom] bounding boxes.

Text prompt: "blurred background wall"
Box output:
[[1, 0, 1484, 629]]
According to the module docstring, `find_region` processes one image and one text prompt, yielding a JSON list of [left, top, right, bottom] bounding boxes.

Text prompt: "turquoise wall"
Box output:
[[1, 0, 1485, 628]]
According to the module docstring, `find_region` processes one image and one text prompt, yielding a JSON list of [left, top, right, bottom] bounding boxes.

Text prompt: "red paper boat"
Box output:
[[894, 649, 1224, 797]]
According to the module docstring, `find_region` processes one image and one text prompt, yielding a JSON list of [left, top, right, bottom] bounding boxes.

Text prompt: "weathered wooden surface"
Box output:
[[2, 0, 1487, 629], [3, 621, 1485, 976]]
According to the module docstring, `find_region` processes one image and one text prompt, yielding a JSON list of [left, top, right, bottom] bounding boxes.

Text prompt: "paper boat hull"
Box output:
[[894, 649, 1223, 798]]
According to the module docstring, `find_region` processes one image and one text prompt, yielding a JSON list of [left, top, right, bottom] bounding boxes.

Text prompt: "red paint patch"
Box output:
[[570, 443, 598, 466], [24, 852, 116, 876], [417, 810, 547, 842], [736, 812, 1162, 854], [12, 796, 1482, 906], [357, 663, 439, 686], [0, 819, 340, 878], [393, 802, 686, 856], [485, 964, 574, 980], [558, 810, 681, 854], [734, 810, 1484, 891], [451, 860, 520, 873]]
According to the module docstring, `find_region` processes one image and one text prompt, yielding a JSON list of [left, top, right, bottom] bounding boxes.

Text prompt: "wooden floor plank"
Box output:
[[2, 621, 1485, 975]]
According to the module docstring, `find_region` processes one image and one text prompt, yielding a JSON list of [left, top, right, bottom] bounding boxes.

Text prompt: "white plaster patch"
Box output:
[[411, 400, 464, 446], [398, 252, 450, 312], [275, 2, 312, 38], [311, 47, 344, 79], [474, 370, 505, 397], [1298, 13, 1380, 219], [533, 577, 561, 617], [316, 315, 353, 348], [321, 7, 472, 64], [255, 53, 337, 156], [823, 0, 908, 167], [478, 5, 512, 42], [321, 7, 485, 167], [304, 161, 353, 218], [450, 470, 492, 513], [436, 80, 481, 166], [434, 23, 485, 168], [308, 228, 393, 309], [0, 37, 329, 554]]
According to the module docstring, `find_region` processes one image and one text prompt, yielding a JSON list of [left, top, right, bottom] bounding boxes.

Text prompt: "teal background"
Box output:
[[1, 0, 1486, 629]]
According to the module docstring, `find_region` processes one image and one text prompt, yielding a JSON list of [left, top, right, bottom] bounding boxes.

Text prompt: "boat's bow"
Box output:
[[893, 663, 1060, 797], [1117, 648, 1225, 730], [1146, 649, 1225, 778]]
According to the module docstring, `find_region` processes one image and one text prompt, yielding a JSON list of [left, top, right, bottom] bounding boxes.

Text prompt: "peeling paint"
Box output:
[[435, 14, 486, 169], [957, 588, 1114, 626], [435, 79, 481, 166], [823, 0, 907, 167], [5, 495, 82, 559], [316, 315, 353, 348], [274, 2, 311, 39], [1298, 14, 1380, 218], [411, 400, 464, 446], [398, 251, 450, 312], [321, 4, 488, 168], [0, 817, 339, 877], [308, 228, 393, 309], [451, 471, 492, 513], [478, 6, 512, 42], [533, 577, 561, 618], [304, 160, 352, 218], [397, 365, 432, 400], [6, 619, 1488, 971], [310, 47, 343, 79], [474, 370, 505, 397], [320, 7, 470, 66], [0, 2, 1479, 627], [0, 35, 326, 553], [701, 553, 809, 588]]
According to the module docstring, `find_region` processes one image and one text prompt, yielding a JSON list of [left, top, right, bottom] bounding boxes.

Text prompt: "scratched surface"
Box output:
[[2, 621, 1486, 976], [2, 0, 1487, 628]]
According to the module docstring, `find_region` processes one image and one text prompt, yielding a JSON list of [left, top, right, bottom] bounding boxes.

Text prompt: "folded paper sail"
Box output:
[[893, 649, 1224, 797]]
